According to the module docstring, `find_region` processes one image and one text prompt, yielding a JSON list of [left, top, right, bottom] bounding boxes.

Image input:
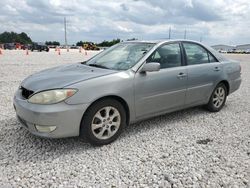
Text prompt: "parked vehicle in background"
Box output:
[[14, 40, 242, 145], [25, 44, 33, 50], [218, 50, 227, 53], [47, 45, 57, 49], [227, 49, 250, 54], [31, 42, 49, 52], [15, 43, 23, 49], [245, 49, 250, 54], [83, 42, 100, 50], [4, 43, 15, 50], [227, 49, 236, 53]]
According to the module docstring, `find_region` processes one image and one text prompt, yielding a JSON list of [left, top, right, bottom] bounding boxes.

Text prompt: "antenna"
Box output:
[[184, 29, 187, 39], [200, 36, 202, 42], [64, 17, 68, 47]]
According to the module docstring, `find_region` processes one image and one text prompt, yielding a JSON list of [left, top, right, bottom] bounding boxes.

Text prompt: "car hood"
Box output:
[[21, 63, 118, 91]]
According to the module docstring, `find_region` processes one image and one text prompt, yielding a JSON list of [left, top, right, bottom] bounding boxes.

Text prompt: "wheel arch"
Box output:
[[82, 95, 130, 126], [218, 80, 230, 95]]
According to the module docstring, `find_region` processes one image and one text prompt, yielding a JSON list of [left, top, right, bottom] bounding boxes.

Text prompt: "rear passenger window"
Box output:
[[183, 43, 209, 65]]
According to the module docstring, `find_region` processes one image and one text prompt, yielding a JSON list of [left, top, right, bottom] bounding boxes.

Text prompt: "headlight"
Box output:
[[28, 89, 77, 104]]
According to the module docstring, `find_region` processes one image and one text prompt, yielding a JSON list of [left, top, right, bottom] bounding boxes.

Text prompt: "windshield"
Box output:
[[86, 42, 155, 70]]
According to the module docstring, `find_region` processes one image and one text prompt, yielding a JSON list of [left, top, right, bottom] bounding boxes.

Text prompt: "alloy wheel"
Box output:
[[213, 86, 226, 108], [91, 106, 121, 140]]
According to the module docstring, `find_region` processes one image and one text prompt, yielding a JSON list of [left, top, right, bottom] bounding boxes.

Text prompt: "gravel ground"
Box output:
[[0, 50, 249, 187]]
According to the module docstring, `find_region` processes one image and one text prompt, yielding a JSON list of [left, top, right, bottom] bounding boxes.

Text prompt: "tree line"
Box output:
[[76, 39, 121, 47], [0, 32, 32, 44], [76, 38, 137, 47], [0, 31, 137, 47], [45, 41, 60, 46]]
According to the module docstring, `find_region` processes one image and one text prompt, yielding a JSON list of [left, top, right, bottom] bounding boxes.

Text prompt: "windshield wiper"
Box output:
[[88, 64, 109, 69]]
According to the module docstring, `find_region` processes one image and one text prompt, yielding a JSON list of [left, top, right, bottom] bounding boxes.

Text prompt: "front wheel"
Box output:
[[80, 99, 126, 146], [206, 83, 227, 112]]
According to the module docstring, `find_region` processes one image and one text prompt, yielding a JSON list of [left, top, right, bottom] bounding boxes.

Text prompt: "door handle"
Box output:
[[177, 72, 187, 79], [213, 67, 221, 71]]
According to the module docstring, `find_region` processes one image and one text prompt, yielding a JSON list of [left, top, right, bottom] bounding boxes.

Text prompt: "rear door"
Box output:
[[182, 42, 222, 105], [134, 42, 187, 118]]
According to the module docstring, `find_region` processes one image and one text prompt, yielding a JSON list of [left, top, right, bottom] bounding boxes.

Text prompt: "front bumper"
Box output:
[[13, 90, 89, 138]]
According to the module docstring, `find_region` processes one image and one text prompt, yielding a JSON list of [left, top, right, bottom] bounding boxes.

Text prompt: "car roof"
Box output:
[[124, 39, 202, 45]]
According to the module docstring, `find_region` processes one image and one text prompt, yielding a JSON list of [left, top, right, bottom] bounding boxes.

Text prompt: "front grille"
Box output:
[[21, 87, 34, 99]]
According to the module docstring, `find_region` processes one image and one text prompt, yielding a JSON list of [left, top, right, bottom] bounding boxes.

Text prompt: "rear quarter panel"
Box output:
[[222, 60, 242, 94]]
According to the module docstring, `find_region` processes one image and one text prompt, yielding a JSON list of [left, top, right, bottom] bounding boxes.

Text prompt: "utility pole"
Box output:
[[169, 27, 171, 39], [184, 29, 187, 39], [64, 17, 68, 48]]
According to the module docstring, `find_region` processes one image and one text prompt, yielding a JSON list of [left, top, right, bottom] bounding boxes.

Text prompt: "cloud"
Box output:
[[117, 25, 133, 33], [0, 0, 249, 45]]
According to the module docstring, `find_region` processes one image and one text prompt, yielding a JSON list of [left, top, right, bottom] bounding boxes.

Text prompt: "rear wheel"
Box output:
[[206, 83, 227, 112], [80, 99, 126, 146]]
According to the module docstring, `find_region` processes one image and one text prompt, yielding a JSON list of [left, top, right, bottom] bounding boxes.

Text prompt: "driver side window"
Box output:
[[146, 43, 182, 69]]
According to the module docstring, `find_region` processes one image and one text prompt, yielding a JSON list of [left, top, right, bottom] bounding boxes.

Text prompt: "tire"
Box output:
[[80, 99, 127, 146], [206, 83, 227, 112]]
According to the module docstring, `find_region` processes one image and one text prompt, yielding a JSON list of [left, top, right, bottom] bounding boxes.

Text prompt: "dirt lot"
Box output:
[[0, 50, 249, 187]]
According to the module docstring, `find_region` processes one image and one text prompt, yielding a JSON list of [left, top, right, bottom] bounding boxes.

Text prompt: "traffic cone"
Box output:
[[0, 48, 2, 55], [26, 48, 29, 55]]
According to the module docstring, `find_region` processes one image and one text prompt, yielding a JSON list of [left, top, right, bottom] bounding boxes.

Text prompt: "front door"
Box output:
[[134, 42, 187, 118]]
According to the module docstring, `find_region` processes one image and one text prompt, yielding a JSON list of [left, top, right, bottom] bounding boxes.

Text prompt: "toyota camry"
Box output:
[[13, 40, 242, 145]]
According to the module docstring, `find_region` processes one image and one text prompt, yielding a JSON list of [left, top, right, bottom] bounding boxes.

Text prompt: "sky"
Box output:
[[0, 0, 249, 46]]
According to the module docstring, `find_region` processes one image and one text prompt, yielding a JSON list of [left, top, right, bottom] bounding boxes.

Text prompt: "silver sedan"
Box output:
[[13, 40, 242, 145]]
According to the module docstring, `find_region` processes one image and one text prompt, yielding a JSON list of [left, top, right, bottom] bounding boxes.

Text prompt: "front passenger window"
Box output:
[[147, 43, 182, 69], [208, 53, 217, 63], [183, 43, 209, 65]]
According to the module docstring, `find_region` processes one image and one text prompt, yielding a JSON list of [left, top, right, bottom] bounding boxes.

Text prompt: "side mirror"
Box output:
[[140, 62, 160, 72]]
